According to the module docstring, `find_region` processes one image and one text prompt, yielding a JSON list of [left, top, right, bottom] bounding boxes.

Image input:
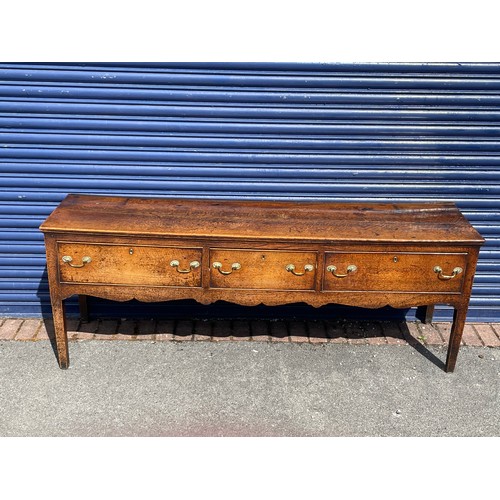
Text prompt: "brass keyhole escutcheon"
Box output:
[[393, 256, 398, 263]]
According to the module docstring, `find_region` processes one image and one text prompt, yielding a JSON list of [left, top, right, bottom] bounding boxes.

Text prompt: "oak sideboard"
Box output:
[[40, 194, 484, 371]]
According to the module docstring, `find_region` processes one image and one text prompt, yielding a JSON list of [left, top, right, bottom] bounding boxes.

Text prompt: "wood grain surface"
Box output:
[[323, 251, 467, 293], [58, 242, 202, 287], [40, 194, 484, 245]]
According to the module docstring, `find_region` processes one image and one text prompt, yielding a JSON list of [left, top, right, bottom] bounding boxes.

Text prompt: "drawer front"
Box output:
[[58, 242, 202, 287], [323, 252, 467, 293], [210, 249, 317, 290]]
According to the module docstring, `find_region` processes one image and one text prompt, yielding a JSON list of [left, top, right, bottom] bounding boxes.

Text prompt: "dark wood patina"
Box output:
[[40, 194, 484, 371]]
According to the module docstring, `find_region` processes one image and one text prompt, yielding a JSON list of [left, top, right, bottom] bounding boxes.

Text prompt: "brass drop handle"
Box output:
[[285, 264, 314, 276], [213, 261, 241, 275], [327, 264, 357, 278], [434, 266, 463, 280], [61, 255, 92, 268], [170, 259, 200, 273]]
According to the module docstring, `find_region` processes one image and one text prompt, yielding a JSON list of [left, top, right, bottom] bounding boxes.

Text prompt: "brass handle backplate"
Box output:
[[285, 264, 314, 276], [326, 264, 357, 278], [170, 259, 200, 274], [213, 261, 241, 275], [61, 255, 92, 268], [434, 266, 463, 280]]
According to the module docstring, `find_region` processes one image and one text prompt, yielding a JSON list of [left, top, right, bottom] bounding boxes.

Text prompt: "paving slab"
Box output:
[[0, 340, 498, 437]]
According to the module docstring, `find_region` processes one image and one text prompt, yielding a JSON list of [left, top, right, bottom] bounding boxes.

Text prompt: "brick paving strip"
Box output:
[[1, 317, 500, 347]]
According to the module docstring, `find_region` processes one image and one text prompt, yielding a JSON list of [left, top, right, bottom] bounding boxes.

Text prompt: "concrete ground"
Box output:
[[0, 336, 499, 436]]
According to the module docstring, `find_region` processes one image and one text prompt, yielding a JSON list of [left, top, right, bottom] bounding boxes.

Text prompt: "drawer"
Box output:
[[58, 242, 202, 287], [323, 252, 467, 293], [210, 249, 317, 290]]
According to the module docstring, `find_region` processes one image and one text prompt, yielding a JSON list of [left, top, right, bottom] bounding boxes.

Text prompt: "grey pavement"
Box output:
[[0, 340, 499, 436]]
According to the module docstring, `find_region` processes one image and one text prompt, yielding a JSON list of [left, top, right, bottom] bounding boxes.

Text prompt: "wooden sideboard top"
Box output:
[[40, 194, 484, 245]]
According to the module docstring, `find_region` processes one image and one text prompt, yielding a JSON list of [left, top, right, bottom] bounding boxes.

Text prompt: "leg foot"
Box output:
[[59, 358, 69, 370], [416, 304, 434, 324], [445, 306, 467, 373]]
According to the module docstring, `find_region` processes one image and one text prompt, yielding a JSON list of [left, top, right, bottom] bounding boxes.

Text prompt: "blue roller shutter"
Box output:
[[0, 62, 498, 321]]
